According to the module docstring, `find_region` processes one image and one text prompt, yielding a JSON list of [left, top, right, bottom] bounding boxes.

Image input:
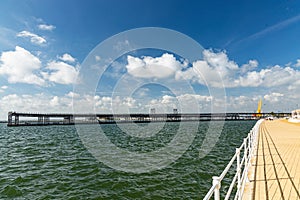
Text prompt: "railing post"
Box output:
[[244, 138, 248, 167], [248, 133, 251, 156], [212, 176, 221, 200], [236, 148, 241, 198], [251, 130, 255, 157]]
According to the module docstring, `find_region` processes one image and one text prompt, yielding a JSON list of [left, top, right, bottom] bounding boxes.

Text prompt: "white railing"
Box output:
[[203, 119, 263, 200]]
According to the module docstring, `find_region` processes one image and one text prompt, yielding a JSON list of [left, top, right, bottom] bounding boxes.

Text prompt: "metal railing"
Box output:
[[203, 119, 263, 200]]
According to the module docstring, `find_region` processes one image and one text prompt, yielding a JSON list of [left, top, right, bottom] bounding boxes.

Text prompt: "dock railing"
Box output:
[[203, 119, 263, 200]]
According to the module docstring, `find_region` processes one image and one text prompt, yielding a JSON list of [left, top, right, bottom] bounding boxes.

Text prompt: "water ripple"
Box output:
[[0, 121, 255, 199]]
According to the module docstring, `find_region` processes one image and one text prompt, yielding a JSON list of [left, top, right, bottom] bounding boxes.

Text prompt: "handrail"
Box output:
[[203, 119, 263, 200]]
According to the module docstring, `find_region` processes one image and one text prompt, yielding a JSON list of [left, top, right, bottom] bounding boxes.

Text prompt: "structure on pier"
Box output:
[[7, 111, 290, 126], [288, 109, 300, 123], [8, 112, 73, 126]]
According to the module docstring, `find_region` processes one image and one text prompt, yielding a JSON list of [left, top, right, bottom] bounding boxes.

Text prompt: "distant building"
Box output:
[[292, 109, 300, 119], [173, 108, 178, 114], [288, 109, 300, 123], [150, 108, 156, 114]]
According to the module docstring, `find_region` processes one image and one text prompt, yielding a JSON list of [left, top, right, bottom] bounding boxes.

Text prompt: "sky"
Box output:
[[1, 0, 300, 120]]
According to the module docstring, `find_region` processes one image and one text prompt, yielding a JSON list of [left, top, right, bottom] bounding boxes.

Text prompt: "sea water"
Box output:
[[0, 121, 256, 199]]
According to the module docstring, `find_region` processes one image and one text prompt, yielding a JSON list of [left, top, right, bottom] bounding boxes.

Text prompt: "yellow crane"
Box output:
[[256, 99, 262, 117]]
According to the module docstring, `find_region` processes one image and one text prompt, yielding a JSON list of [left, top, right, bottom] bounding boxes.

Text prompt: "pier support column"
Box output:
[[15, 115, 19, 125], [8, 112, 12, 126], [38, 116, 43, 124], [70, 116, 74, 124], [63, 115, 74, 124], [44, 116, 49, 124], [64, 116, 70, 124]]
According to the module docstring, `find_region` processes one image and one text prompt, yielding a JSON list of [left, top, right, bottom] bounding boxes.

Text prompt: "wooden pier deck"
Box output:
[[243, 119, 300, 199]]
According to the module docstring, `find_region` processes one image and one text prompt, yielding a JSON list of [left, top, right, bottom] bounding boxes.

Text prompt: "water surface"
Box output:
[[0, 121, 256, 199]]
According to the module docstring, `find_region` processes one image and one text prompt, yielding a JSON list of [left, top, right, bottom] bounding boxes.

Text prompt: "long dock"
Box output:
[[7, 112, 290, 126], [243, 120, 300, 199], [203, 118, 300, 200]]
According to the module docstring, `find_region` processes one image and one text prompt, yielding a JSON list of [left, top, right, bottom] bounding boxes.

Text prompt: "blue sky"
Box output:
[[1, 0, 300, 119]]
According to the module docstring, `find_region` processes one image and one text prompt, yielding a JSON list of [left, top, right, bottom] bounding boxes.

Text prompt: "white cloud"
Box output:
[[145, 94, 213, 113], [0, 93, 74, 119], [178, 93, 213, 102], [50, 96, 59, 106], [38, 24, 56, 31], [0, 85, 8, 93], [17, 31, 46, 45], [66, 91, 80, 98], [59, 53, 76, 63], [295, 59, 300, 67], [240, 60, 258, 74], [239, 65, 300, 87], [176, 49, 300, 89], [42, 61, 79, 84], [74, 95, 138, 114], [113, 40, 131, 51], [95, 55, 101, 61], [126, 53, 183, 78], [0, 46, 45, 85], [75, 95, 112, 113], [264, 92, 284, 103], [176, 50, 239, 87], [202, 49, 238, 71], [134, 88, 150, 97]]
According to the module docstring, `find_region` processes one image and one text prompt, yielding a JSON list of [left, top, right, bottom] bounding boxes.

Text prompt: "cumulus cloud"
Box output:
[[176, 49, 300, 89], [95, 55, 101, 61], [74, 95, 138, 114], [50, 96, 60, 106], [59, 53, 76, 63], [126, 53, 183, 78], [0, 92, 132, 119], [0, 93, 74, 119], [38, 24, 56, 31], [66, 91, 80, 98], [176, 49, 239, 87], [145, 94, 213, 113], [0, 85, 8, 93], [42, 61, 79, 84], [0, 46, 45, 85], [239, 65, 300, 87], [114, 40, 131, 51], [17, 31, 46, 45], [295, 59, 300, 67], [1, 85, 8, 90], [264, 92, 284, 103], [240, 60, 258, 74]]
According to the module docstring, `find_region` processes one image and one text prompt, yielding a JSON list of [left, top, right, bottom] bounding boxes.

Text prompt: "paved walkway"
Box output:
[[244, 119, 300, 200]]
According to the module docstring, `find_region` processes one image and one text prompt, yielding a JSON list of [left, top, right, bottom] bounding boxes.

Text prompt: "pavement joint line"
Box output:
[[260, 123, 269, 200], [249, 178, 293, 182], [262, 123, 285, 199], [253, 163, 285, 166]]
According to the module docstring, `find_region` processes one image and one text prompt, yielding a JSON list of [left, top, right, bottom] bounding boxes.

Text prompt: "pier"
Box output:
[[7, 112, 290, 126], [204, 119, 300, 200], [243, 119, 300, 199]]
